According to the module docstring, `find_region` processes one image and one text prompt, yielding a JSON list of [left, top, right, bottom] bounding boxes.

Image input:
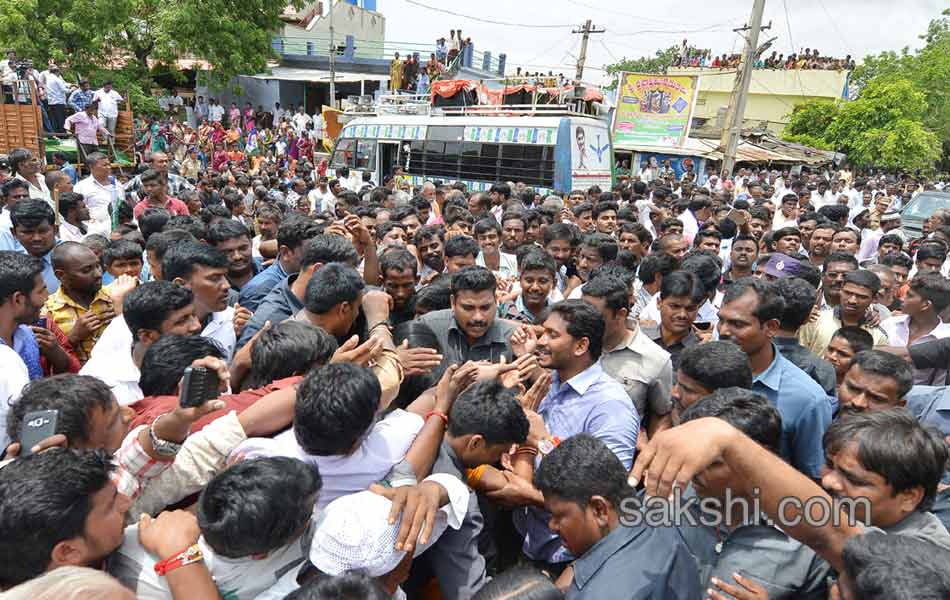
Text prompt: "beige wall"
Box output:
[[670, 67, 849, 134]]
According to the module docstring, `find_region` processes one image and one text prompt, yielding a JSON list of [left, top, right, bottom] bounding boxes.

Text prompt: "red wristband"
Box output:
[[425, 409, 449, 427], [154, 544, 203, 576]]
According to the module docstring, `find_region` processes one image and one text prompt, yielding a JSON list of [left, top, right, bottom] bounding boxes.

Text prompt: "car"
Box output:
[[900, 191, 950, 240]]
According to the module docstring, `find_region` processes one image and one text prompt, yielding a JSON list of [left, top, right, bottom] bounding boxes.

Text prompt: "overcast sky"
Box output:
[[380, 0, 943, 85]]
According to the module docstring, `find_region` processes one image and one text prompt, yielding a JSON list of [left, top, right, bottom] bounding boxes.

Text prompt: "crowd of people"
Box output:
[[2, 131, 950, 600], [672, 39, 856, 71]]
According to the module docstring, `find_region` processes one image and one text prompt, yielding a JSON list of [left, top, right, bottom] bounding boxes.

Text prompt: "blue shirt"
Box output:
[[1, 324, 42, 380], [238, 260, 289, 313], [570, 518, 702, 600], [60, 162, 78, 184], [516, 361, 639, 563], [752, 344, 832, 478], [0, 231, 60, 293]]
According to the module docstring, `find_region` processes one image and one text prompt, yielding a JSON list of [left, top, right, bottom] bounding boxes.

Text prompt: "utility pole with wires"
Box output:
[[719, 0, 773, 177], [328, 0, 336, 108], [572, 20, 605, 81]]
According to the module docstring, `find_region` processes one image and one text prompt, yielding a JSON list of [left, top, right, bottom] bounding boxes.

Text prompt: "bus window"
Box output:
[[408, 140, 425, 173], [426, 141, 460, 180], [540, 146, 556, 186], [331, 138, 356, 169], [477, 143, 500, 182], [356, 139, 377, 171]]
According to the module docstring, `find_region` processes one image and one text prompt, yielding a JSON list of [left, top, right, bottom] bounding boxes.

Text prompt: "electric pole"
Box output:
[[719, 0, 770, 177], [572, 20, 605, 81], [328, 0, 336, 108]]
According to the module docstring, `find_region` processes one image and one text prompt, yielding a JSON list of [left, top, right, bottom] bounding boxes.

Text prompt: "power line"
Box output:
[[609, 23, 736, 37], [564, 0, 726, 26], [403, 0, 573, 28], [599, 38, 620, 63], [782, 0, 807, 97], [814, 0, 855, 57]]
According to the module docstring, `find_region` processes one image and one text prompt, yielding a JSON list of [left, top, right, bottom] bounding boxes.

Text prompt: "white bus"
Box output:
[[329, 97, 613, 195]]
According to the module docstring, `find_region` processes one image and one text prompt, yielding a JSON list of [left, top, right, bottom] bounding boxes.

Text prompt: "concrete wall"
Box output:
[[281, 0, 385, 59], [669, 67, 849, 134]]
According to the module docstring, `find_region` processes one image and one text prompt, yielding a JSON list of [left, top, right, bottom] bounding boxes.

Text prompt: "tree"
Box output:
[[603, 46, 678, 89], [782, 10, 947, 171], [0, 0, 300, 108]]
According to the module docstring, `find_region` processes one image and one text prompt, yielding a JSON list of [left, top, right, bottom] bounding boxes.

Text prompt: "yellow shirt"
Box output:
[[798, 308, 888, 356], [45, 284, 115, 364]]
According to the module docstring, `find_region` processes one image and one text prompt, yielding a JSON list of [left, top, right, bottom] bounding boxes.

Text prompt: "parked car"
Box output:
[[900, 191, 950, 239]]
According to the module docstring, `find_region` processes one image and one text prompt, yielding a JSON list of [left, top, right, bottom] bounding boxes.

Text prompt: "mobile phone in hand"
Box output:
[[36, 316, 47, 329], [19, 410, 58, 456], [179, 366, 221, 409]]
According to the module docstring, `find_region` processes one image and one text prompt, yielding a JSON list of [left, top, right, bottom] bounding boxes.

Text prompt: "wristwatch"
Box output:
[[538, 436, 561, 457], [148, 413, 183, 458]]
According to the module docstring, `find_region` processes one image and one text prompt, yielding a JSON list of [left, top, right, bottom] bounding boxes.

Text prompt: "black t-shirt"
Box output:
[[910, 338, 950, 386]]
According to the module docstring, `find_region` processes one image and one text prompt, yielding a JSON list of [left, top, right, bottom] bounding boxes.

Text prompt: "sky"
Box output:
[[380, 0, 943, 86]]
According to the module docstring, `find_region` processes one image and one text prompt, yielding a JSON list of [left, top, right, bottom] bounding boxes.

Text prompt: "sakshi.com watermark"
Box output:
[[617, 487, 872, 529]]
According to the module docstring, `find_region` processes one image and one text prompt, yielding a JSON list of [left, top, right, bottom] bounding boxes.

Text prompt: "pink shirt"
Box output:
[[132, 196, 190, 219], [64, 111, 106, 145]]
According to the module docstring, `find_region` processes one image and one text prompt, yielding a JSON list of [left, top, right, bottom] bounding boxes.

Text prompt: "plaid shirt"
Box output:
[[113, 425, 174, 500], [45, 285, 115, 364], [69, 89, 96, 112]]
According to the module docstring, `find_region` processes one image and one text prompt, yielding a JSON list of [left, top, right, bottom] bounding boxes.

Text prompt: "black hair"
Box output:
[[773, 277, 818, 330], [474, 217, 502, 237], [445, 207, 475, 227], [543, 299, 605, 360], [817, 204, 849, 223], [638, 253, 679, 285], [592, 201, 618, 219], [878, 233, 904, 252], [831, 326, 874, 354], [123, 280, 194, 342], [392, 321, 442, 410], [749, 206, 771, 223], [414, 276, 452, 314], [165, 214, 206, 240], [582, 275, 630, 312], [162, 241, 229, 282], [451, 265, 496, 295], [824, 408, 948, 512], [139, 335, 225, 396], [276, 216, 321, 251], [102, 239, 142, 267], [414, 224, 445, 247], [303, 263, 365, 314], [245, 321, 338, 389], [57, 191, 85, 218], [680, 387, 781, 454], [695, 228, 723, 246], [392, 206, 419, 224], [380, 247, 418, 277], [909, 272, 950, 313], [679, 341, 753, 391], [198, 457, 321, 558], [285, 572, 390, 600], [843, 269, 881, 294], [681, 252, 722, 297], [471, 568, 564, 600], [1, 178, 28, 198], [722, 277, 785, 324], [917, 243, 949, 264], [10, 199, 55, 229], [137, 207, 172, 241], [500, 210, 528, 229], [0, 251, 43, 304], [581, 233, 619, 263], [139, 168, 164, 186], [294, 363, 380, 455], [881, 252, 913, 270], [533, 434, 631, 510], [0, 449, 116, 587], [659, 270, 706, 304], [199, 204, 232, 225], [571, 201, 593, 217], [6, 375, 114, 446], [301, 235, 360, 269], [489, 182, 511, 199], [542, 222, 578, 246], [206, 219, 252, 246], [145, 229, 197, 263], [375, 220, 407, 242], [841, 532, 950, 600], [850, 350, 914, 399], [448, 380, 529, 445], [519, 248, 557, 278], [773, 226, 801, 241], [824, 251, 859, 271], [442, 236, 479, 262]]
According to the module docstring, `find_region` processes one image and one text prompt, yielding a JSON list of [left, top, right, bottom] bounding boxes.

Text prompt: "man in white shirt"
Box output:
[[207, 98, 225, 123], [73, 151, 125, 236], [81, 281, 201, 406], [273, 102, 284, 125], [43, 66, 70, 133], [880, 272, 950, 385], [93, 81, 123, 136], [291, 105, 312, 134]]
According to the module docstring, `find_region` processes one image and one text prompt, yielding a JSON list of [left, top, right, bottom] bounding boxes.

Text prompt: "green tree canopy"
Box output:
[[603, 46, 677, 88], [0, 0, 299, 109], [782, 9, 947, 171]]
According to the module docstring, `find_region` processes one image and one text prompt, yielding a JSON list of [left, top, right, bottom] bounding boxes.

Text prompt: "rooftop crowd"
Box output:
[[672, 38, 856, 71], [1, 109, 950, 600]]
